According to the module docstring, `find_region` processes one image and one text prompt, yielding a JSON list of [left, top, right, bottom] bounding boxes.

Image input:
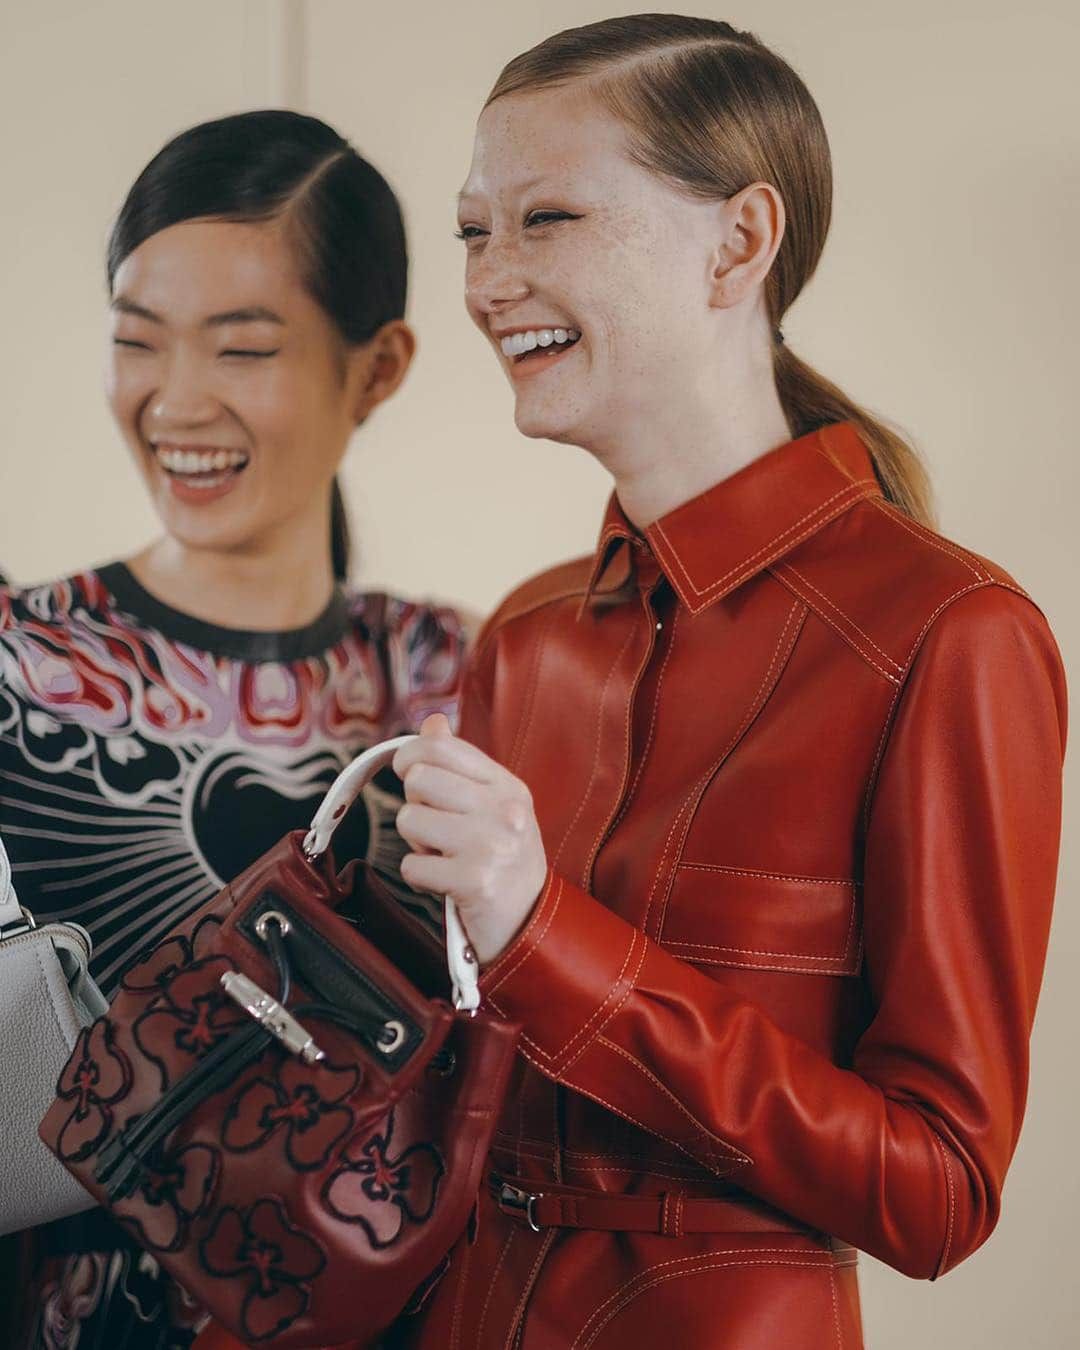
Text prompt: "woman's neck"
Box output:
[[125, 514, 338, 632], [593, 354, 793, 530]]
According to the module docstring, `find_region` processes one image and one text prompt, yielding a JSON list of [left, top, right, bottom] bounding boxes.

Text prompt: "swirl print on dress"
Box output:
[[0, 565, 465, 998], [9, 565, 466, 1350]]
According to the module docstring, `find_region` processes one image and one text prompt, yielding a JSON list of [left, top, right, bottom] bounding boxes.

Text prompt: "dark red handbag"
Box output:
[[38, 737, 520, 1348]]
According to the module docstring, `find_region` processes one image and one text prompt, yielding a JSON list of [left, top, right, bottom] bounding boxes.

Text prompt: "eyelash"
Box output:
[[112, 339, 279, 360], [454, 210, 578, 241]]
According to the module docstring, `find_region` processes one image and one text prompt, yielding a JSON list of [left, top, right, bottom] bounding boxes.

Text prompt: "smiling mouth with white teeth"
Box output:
[[152, 444, 251, 489], [500, 327, 582, 362]]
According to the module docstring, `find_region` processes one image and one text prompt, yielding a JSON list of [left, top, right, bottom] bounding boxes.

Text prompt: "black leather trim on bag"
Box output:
[[238, 890, 424, 1073]]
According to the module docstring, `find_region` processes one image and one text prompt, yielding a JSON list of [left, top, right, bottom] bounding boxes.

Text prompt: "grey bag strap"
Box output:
[[0, 834, 28, 936]]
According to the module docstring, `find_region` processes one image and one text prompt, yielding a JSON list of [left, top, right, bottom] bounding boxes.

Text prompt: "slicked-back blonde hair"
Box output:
[[486, 14, 933, 524]]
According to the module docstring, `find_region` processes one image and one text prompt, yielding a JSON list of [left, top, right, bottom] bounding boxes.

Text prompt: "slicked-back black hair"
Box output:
[[109, 110, 409, 580]]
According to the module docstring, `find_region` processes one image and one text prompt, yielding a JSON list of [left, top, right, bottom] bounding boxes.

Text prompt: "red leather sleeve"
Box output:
[[476, 586, 1067, 1279]]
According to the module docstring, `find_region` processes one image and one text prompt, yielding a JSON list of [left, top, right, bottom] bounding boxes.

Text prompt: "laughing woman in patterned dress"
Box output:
[[0, 111, 467, 1349]]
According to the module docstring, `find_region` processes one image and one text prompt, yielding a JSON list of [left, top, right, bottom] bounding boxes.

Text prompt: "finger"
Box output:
[[400, 761, 481, 813], [393, 731, 498, 785], [419, 712, 453, 739], [396, 802, 463, 856], [399, 849, 463, 899]]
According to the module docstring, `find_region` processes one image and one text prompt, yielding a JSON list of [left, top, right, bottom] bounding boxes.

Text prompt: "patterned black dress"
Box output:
[[0, 562, 466, 1348]]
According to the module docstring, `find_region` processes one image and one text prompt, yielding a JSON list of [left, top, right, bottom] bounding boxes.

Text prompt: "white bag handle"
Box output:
[[304, 735, 480, 1013]]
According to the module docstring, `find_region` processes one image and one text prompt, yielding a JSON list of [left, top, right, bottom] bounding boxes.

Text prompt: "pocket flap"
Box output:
[[660, 864, 861, 976]]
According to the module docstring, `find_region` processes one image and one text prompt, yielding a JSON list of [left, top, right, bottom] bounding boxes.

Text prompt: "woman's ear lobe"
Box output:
[[350, 321, 417, 423]]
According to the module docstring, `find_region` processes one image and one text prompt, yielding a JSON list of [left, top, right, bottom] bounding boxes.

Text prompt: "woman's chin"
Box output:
[[512, 400, 582, 445], [152, 501, 256, 556]]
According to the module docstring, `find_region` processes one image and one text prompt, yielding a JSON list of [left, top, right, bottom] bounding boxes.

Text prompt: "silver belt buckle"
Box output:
[[498, 1183, 543, 1233]]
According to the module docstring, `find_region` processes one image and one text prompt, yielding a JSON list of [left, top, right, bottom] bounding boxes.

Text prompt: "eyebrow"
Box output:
[[206, 306, 285, 328], [456, 176, 550, 206], [111, 297, 285, 327]]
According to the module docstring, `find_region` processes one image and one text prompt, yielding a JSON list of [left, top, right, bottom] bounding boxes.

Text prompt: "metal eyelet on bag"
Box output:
[[427, 1049, 456, 1077], [255, 910, 292, 942], [376, 1020, 406, 1055]]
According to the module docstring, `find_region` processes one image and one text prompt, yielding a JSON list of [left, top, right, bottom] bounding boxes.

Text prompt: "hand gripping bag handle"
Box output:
[[304, 734, 480, 1012]]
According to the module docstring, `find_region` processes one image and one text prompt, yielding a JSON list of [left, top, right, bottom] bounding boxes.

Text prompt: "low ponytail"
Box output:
[[773, 345, 934, 526], [330, 477, 351, 582]]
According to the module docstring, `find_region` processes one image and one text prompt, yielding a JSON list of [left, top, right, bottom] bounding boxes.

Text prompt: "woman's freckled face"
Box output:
[[107, 218, 362, 556], [457, 85, 722, 453]]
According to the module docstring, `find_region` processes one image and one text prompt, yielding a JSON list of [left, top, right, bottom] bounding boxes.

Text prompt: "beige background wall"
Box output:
[[2, 1, 1077, 1344]]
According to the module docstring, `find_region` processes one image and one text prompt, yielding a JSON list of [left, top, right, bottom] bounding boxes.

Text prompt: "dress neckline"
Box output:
[[96, 561, 353, 663]]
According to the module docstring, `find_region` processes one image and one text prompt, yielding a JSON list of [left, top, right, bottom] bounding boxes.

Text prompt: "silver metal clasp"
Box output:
[[498, 1183, 543, 1233], [0, 906, 37, 941], [220, 970, 325, 1064]]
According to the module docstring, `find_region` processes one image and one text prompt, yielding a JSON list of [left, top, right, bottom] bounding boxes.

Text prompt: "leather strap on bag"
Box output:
[[492, 1175, 810, 1237], [304, 735, 481, 1012]]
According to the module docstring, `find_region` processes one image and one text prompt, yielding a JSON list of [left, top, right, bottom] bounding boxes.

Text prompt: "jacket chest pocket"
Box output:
[[658, 864, 862, 977]]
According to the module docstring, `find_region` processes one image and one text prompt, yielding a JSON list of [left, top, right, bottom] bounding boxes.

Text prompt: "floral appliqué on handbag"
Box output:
[[40, 738, 521, 1349], [324, 1109, 445, 1248]]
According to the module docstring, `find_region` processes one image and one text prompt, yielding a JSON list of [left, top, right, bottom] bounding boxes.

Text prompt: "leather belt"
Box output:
[[490, 1174, 810, 1238]]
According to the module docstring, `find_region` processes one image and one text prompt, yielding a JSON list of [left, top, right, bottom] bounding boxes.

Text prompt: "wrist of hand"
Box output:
[[464, 861, 549, 969]]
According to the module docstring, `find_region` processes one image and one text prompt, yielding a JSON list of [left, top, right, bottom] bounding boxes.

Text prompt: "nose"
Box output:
[[146, 349, 218, 432], [464, 236, 531, 319]]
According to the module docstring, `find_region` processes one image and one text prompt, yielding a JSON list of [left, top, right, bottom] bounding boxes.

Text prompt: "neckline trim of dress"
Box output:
[[95, 562, 353, 663]]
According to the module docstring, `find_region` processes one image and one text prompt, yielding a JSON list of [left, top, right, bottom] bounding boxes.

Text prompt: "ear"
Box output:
[[706, 181, 786, 311], [348, 320, 418, 424]]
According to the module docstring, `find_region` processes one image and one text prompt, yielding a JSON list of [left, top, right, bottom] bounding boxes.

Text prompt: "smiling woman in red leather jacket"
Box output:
[[390, 15, 1068, 1349]]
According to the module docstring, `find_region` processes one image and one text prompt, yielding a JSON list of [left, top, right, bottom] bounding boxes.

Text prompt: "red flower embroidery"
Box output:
[[322, 1110, 443, 1248], [222, 1058, 358, 1170], [54, 1020, 132, 1162], [199, 1198, 325, 1342], [132, 956, 247, 1091], [119, 1142, 219, 1252], [119, 916, 223, 997]]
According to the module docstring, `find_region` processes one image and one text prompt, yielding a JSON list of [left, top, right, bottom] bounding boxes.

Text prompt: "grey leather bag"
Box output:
[[0, 834, 107, 1235]]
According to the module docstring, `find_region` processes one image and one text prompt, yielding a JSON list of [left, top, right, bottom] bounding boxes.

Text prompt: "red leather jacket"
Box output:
[[400, 421, 1067, 1349]]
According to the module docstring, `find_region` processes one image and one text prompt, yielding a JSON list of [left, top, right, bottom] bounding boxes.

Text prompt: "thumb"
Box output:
[[418, 712, 453, 739]]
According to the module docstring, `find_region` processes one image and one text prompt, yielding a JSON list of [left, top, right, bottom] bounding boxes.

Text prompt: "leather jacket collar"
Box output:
[[583, 420, 883, 615]]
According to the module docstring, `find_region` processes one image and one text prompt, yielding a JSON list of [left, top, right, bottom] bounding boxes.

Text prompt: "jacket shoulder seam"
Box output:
[[768, 564, 902, 687], [868, 498, 993, 584], [776, 497, 1032, 684]]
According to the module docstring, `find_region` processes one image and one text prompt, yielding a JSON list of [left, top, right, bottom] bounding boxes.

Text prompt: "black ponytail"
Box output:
[[329, 478, 351, 584]]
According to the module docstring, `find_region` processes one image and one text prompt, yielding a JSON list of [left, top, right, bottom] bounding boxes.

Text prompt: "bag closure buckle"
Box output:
[[498, 1183, 543, 1232], [0, 906, 37, 941], [220, 970, 325, 1064]]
